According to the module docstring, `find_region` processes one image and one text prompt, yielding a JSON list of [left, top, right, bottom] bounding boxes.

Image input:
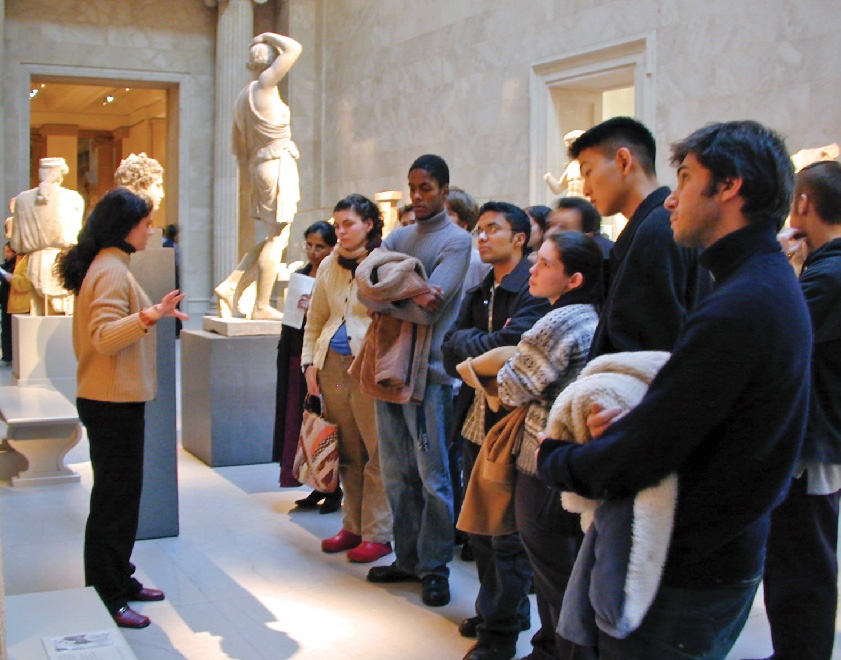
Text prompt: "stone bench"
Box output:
[[0, 385, 81, 486]]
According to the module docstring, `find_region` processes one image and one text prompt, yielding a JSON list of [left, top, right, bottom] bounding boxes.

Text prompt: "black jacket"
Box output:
[[799, 237, 841, 463], [590, 187, 711, 358], [443, 258, 551, 443]]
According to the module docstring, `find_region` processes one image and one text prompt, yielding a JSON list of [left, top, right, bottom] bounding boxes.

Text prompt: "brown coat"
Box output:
[[350, 249, 433, 404], [456, 405, 527, 536]]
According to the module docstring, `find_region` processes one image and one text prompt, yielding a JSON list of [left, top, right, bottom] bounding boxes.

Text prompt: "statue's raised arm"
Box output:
[[253, 33, 302, 90]]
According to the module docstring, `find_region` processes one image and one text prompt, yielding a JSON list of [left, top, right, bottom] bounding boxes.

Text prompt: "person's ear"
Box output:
[[512, 232, 526, 247], [615, 147, 633, 175], [567, 272, 584, 290], [795, 193, 810, 216], [718, 176, 744, 203]]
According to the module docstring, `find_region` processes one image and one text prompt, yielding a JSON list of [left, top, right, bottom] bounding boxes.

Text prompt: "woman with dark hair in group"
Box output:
[[272, 220, 342, 512], [497, 230, 603, 660], [524, 205, 551, 253], [56, 187, 188, 629], [301, 194, 393, 563]]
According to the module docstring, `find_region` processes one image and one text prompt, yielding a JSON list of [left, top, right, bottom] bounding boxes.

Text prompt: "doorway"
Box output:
[[28, 77, 171, 227]]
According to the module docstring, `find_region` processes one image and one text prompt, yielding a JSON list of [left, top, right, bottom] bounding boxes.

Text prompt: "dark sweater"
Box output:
[[538, 222, 812, 587], [443, 257, 551, 440], [799, 237, 841, 464], [590, 187, 711, 359]]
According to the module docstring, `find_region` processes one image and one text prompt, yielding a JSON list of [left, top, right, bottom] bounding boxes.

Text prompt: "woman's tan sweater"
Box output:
[[73, 247, 156, 402]]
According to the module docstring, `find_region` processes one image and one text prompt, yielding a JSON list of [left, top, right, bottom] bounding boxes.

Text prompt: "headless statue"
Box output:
[[544, 129, 585, 198], [215, 32, 303, 320], [11, 157, 83, 315]]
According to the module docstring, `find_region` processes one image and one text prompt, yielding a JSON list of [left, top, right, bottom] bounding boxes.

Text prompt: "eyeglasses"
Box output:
[[472, 224, 511, 239]]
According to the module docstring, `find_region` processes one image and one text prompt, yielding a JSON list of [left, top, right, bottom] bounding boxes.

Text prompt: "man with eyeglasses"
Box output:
[[443, 202, 550, 660]]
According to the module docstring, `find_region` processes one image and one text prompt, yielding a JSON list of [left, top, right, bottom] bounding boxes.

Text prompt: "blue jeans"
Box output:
[[596, 578, 760, 660], [376, 383, 454, 578]]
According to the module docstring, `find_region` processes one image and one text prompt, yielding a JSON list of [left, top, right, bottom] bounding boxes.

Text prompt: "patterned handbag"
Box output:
[[292, 395, 340, 493]]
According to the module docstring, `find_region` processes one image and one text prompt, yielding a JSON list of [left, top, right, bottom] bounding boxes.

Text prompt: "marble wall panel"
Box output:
[[315, 0, 840, 206]]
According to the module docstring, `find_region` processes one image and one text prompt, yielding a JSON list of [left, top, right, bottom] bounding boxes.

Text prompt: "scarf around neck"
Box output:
[[336, 237, 381, 274]]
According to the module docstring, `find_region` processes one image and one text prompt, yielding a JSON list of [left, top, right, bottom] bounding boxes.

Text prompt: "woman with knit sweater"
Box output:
[[56, 187, 188, 630], [497, 231, 602, 660], [302, 194, 393, 563]]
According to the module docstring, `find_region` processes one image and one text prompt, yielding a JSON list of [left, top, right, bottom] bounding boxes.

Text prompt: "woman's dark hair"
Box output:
[[546, 230, 604, 302], [304, 220, 337, 246], [333, 194, 383, 239], [524, 205, 551, 232], [56, 187, 153, 294]]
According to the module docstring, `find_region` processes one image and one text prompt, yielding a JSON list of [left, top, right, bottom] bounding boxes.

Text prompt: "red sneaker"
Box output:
[[321, 529, 362, 553], [347, 541, 393, 563]]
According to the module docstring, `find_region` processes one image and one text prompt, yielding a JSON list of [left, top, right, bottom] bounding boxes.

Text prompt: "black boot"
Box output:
[[319, 486, 343, 514], [294, 490, 326, 508]]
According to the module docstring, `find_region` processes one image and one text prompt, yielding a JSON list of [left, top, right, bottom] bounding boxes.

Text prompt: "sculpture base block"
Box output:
[[12, 315, 77, 400], [181, 330, 278, 466], [202, 315, 284, 336]]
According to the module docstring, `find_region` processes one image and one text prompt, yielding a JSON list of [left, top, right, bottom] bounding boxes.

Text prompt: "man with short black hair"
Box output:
[[754, 160, 841, 660], [365, 154, 472, 609], [539, 120, 812, 657], [569, 116, 709, 358], [443, 201, 550, 660]]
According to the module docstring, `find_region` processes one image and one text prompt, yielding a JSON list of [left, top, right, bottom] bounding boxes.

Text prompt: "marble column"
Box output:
[[208, 0, 267, 286]]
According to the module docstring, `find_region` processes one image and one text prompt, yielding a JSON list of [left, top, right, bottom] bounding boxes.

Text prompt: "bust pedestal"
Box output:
[[181, 329, 278, 466]]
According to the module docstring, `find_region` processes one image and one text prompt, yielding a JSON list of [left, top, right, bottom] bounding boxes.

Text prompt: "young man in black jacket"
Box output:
[[569, 116, 710, 358], [756, 160, 841, 660], [539, 121, 811, 659], [443, 202, 550, 660]]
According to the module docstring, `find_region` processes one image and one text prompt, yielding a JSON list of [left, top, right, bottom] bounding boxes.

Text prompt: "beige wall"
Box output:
[[2, 0, 216, 314], [314, 0, 841, 208]]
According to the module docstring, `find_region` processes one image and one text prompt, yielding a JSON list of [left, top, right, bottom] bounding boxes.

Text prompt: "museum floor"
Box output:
[[0, 346, 835, 660]]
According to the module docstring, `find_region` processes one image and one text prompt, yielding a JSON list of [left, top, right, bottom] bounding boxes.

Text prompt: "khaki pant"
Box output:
[[319, 350, 392, 543]]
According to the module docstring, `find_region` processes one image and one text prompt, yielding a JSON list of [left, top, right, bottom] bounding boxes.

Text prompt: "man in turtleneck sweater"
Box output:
[[365, 155, 472, 608], [538, 121, 812, 658]]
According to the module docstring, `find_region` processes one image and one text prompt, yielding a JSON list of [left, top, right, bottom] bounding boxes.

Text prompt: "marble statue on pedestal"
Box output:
[[544, 129, 586, 197], [215, 32, 303, 320], [10, 157, 84, 315], [114, 153, 165, 211]]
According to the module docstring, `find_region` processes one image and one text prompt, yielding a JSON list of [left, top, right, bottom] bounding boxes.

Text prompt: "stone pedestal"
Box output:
[[202, 315, 283, 336], [12, 316, 76, 400], [181, 329, 277, 466], [129, 247, 179, 540]]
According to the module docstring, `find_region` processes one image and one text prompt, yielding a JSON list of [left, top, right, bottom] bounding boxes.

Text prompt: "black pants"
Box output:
[[464, 441, 531, 647], [514, 472, 596, 660], [1, 308, 12, 362], [764, 474, 840, 660], [78, 397, 146, 614]]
